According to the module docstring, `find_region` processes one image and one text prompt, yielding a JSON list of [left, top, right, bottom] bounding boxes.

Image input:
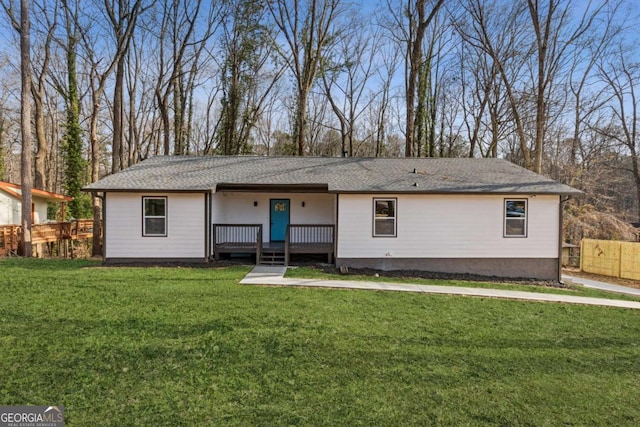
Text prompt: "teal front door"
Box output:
[[270, 199, 290, 242]]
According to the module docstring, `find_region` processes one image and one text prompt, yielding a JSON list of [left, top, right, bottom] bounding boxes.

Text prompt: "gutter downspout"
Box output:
[[558, 196, 571, 283]]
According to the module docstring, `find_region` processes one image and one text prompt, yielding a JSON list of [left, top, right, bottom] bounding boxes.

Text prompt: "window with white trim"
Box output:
[[373, 198, 397, 237], [143, 197, 167, 236], [504, 199, 527, 237]]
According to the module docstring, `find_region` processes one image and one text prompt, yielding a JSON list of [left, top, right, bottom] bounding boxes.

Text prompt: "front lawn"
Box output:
[[0, 259, 639, 425]]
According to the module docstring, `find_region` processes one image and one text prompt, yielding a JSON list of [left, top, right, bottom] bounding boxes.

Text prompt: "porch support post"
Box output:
[[284, 224, 290, 267], [256, 225, 262, 266]]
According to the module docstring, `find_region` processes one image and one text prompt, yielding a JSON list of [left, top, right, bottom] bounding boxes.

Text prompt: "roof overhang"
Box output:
[[333, 190, 582, 196], [82, 188, 211, 193], [0, 181, 73, 202], [214, 183, 329, 193]]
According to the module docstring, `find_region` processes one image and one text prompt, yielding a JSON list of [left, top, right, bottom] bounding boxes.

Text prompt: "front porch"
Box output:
[[212, 224, 335, 266]]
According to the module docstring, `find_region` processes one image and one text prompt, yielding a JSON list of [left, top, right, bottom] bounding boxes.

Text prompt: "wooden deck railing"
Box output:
[[0, 220, 98, 256], [285, 224, 335, 265], [212, 224, 263, 261], [70, 219, 95, 240], [0, 225, 20, 256]]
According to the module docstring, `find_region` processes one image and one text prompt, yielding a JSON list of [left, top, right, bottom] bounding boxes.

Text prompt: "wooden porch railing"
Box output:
[[212, 224, 263, 261], [210, 223, 335, 266], [285, 224, 335, 265]]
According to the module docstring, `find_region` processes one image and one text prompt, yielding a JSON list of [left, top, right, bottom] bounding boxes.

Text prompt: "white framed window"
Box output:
[[504, 199, 527, 237], [143, 197, 167, 237], [373, 198, 397, 237]]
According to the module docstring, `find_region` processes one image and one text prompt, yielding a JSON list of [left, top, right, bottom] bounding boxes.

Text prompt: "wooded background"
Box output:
[[1, 0, 639, 249]]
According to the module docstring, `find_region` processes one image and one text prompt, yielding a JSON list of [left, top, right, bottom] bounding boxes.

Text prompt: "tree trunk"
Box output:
[[159, 95, 171, 155], [20, 0, 32, 257], [173, 72, 184, 155], [112, 55, 125, 173], [32, 91, 47, 190], [405, 45, 418, 157], [403, 0, 443, 157], [533, 56, 547, 174], [295, 87, 309, 156]]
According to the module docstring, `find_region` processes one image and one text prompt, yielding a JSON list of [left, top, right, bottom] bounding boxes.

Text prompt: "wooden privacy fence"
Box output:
[[581, 238, 640, 280]]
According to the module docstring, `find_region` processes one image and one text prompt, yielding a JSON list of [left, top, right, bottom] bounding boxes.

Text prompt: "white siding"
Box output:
[[337, 194, 559, 259], [0, 192, 54, 225], [0, 191, 19, 225], [211, 192, 336, 242], [105, 192, 206, 259], [32, 198, 48, 224]]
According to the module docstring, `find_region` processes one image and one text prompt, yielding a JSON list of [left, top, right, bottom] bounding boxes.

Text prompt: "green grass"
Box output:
[[286, 265, 640, 301], [1, 258, 639, 425]]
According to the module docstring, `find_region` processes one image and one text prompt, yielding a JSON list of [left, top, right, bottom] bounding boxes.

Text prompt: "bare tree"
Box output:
[[2, 0, 57, 193], [19, 0, 32, 255], [456, 26, 518, 159], [370, 40, 400, 157], [3, 0, 33, 254], [124, 32, 155, 164], [30, 1, 57, 190], [107, 0, 151, 173], [215, 0, 283, 155], [456, 0, 533, 166], [121, 23, 168, 162], [458, 0, 607, 172], [253, 82, 286, 156], [526, 0, 607, 173], [267, 0, 344, 155], [597, 44, 640, 220], [321, 16, 379, 157], [153, 0, 215, 156], [567, 1, 623, 167], [383, 0, 444, 157]]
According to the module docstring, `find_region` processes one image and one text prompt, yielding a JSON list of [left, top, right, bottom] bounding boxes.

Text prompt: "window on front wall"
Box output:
[[143, 197, 167, 236], [373, 198, 397, 237], [504, 199, 527, 237]]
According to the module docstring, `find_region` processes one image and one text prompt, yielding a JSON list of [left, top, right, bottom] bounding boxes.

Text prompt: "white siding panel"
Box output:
[[0, 191, 17, 225], [0, 192, 53, 225], [106, 192, 205, 258], [33, 198, 49, 224], [211, 192, 335, 242], [337, 194, 559, 259]]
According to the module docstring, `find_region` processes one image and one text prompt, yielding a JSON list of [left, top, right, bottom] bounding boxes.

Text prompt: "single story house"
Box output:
[[84, 156, 581, 280], [0, 181, 72, 225]]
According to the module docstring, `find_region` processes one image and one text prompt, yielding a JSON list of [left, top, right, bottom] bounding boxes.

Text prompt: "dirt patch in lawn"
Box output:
[[314, 264, 565, 288]]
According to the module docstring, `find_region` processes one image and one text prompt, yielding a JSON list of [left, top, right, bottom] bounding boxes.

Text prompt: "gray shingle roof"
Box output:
[[83, 156, 581, 195]]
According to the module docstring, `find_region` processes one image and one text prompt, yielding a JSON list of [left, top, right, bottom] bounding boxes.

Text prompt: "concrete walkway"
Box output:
[[240, 267, 640, 310], [562, 274, 640, 297]]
